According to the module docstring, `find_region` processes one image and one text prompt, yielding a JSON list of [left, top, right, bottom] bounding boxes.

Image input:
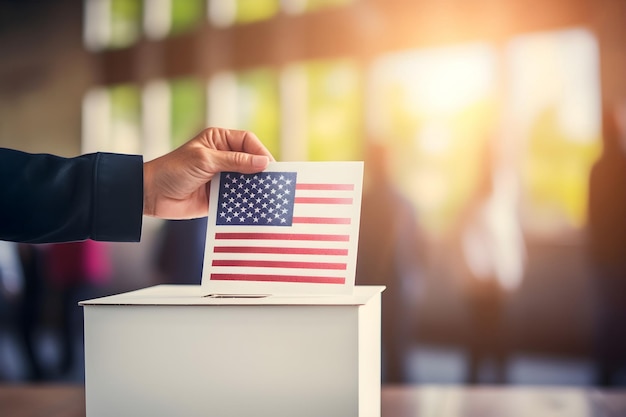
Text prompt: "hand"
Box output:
[[143, 127, 274, 219]]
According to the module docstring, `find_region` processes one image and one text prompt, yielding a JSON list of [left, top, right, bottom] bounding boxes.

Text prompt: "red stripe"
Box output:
[[215, 233, 349, 241], [296, 183, 354, 191], [292, 217, 351, 224], [212, 260, 347, 270], [211, 274, 346, 284], [294, 197, 353, 204], [214, 246, 349, 256]]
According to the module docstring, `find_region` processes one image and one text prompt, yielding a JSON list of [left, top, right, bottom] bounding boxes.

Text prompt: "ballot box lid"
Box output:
[[79, 284, 385, 306]]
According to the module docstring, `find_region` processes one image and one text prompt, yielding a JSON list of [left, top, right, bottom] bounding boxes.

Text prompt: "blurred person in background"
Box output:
[[587, 102, 626, 387], [0, 241, 24, 380], [356, 141, 426, 384], [454, 137, 526, 384], [0, 242, 47, 381], [44, 240, 111, 376], [15, 243, 46, 381], [153, 218, 208, 285]]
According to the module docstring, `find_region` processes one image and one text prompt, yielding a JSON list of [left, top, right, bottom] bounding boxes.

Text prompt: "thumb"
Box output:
[[212, 150, 270, 173]]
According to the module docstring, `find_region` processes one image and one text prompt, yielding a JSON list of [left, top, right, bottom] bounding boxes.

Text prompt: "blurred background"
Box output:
[[1, 0, 626, 388]]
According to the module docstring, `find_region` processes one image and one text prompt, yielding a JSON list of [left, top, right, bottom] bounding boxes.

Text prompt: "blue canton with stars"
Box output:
[[216, 172, 298, 226]]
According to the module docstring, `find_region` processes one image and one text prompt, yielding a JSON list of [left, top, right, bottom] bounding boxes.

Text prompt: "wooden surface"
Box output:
[[1, 384, 626, 417]]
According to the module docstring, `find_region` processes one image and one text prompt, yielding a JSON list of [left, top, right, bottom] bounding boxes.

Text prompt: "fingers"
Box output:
[[234, 130, 276, 161], [200, 128, 275, 161], [207, 149, 270, 174]]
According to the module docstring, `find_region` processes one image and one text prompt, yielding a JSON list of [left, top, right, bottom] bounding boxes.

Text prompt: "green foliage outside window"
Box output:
[[171, 0, 204, 35], [304, 59, 363, 161], [524, 108, 601, 229], [170, 78, 206, 149], [235, 0, 279, 24], [302, 0, 354, 12], [109, 0, 142, 48], [109, 84, 141, 153], [236, 68, 281, 159]]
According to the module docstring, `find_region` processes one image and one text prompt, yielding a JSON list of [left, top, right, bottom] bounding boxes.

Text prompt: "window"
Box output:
[[84, 0, 142, 50]]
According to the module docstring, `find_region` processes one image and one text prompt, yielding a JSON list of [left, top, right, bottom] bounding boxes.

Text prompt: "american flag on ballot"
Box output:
[[203, 162, 362, 289]]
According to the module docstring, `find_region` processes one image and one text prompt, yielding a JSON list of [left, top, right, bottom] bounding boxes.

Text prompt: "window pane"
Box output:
[[171, 0, 204, 34], [109, 0, 142, 48], [368, 44, 498, 234], [83, 84, 142, 154], [507, 28, 601, 233], [235, 0, 279, 24], [282, 0, 354, 14], [236, 68, 281, 158], [284, 59, 362, 161], [110, 84, 142, 153], [170, 78, 206, 148]]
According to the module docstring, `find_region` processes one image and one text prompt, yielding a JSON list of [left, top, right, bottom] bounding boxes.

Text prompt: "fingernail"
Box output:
[[252, 155, 269, 168]]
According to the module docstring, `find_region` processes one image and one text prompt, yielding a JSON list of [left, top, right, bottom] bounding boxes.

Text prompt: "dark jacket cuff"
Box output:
[[92, 153, 143, 242]]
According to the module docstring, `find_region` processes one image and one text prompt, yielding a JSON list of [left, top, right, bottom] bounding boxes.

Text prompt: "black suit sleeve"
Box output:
[[0, 148, 143, 243]]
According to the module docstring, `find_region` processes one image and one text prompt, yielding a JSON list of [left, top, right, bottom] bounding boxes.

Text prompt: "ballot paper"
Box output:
[[202, 161, 363, 295]]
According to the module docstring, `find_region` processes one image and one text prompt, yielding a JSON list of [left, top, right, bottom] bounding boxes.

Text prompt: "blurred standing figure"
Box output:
[[356, 142, 426, 384], [45, 240, 111, 376], [456, 139, 525, 384], [0, 241, 24, 380], [154, 218, 208, 285], [16, 244, 46, 381], [587, 103, 626, 387]]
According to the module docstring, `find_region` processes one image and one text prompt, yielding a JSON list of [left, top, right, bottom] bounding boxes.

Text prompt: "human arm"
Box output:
[[0, 149, 143, 243], [0, 128, 273, 243]]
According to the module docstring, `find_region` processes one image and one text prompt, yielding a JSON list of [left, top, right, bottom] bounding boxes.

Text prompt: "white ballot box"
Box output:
[[80, 284, 384, 417]]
